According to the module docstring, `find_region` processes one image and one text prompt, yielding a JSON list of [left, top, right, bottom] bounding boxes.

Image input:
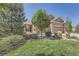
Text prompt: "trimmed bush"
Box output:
[[45, 31, 51, 37], [54, 31, 62, 39]]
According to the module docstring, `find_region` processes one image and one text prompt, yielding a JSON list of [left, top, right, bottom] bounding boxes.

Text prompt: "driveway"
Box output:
[[70, 33, 79, 38]]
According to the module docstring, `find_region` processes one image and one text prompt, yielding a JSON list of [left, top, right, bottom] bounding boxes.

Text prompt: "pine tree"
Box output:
[[8, 4, 25, 34], [0, 3, 25, 36]]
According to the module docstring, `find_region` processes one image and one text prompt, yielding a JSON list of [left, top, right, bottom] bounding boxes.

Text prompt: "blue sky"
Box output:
[[23, 3, 79, 26]]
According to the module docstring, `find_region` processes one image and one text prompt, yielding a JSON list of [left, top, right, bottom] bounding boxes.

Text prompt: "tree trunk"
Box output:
[[41, 31, 42, 36]]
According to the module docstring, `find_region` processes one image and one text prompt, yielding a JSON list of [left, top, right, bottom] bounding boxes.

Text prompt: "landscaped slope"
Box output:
[[6, 39, 79, 56], [0, 35, 23, 55]]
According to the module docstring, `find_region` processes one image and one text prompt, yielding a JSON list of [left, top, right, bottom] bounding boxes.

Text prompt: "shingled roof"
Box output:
[[51, 17, 64, 22]]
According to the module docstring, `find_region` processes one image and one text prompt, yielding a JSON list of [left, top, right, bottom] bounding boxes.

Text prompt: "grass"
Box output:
[[0, 35, 23, 55], [6, 39, 79, 56]]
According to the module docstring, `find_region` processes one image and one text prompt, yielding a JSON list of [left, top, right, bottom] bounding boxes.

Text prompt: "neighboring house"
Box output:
[[23, 21, 39, 33], [23, 17, 66, 33]]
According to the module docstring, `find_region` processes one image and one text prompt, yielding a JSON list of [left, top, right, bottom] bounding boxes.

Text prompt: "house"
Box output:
[[23, 17, 66, 34], [50, 17, 65, 33], [23, 21, 39, 33]]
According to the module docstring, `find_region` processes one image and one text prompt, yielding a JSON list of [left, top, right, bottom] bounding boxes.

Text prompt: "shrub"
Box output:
[[64, 32, 70, 38], [45, 31, 51, 37], [54, 31, 62, 39]]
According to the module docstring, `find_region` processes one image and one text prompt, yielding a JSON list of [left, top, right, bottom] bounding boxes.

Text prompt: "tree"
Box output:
[[0, 4, 11, 10], [75, 24, 79, 33], [64, 18, 73, 33], [0, 3, 25, 36], [0, 8, 10, 36], [32, 9, 50, 35], [8, 4, 25, 34]]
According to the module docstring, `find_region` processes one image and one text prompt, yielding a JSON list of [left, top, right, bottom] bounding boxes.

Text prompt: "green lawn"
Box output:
[[0, 35, 23, 55], [6, 39, 79, 56]]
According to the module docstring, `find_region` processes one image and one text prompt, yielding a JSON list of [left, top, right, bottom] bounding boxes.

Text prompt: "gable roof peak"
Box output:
[[54, 17, 64, 22], [51, 16, 64, 22]]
